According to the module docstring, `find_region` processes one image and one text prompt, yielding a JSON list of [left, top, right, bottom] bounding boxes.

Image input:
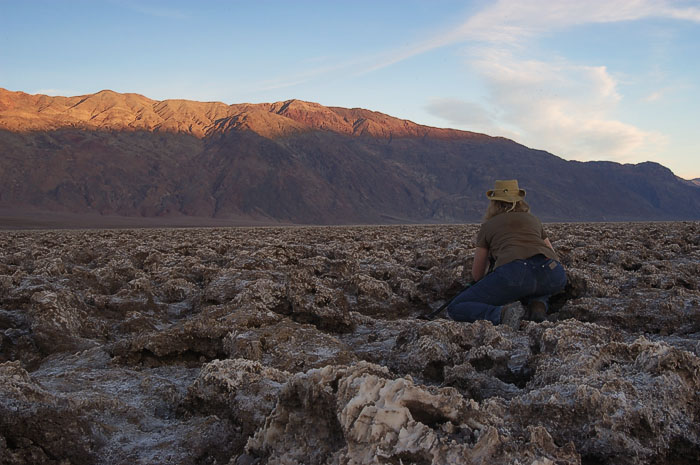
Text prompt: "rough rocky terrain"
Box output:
[[1, 222, 699, 464]]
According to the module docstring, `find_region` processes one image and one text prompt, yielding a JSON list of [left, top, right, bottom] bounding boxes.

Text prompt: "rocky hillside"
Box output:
[[2, 88, 699, 224]]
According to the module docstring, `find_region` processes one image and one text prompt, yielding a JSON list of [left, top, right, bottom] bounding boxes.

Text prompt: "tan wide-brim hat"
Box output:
[[486, 179, 526, 202]]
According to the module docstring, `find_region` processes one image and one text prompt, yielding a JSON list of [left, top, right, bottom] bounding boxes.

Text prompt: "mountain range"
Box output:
[[1, 87, 699, 226]]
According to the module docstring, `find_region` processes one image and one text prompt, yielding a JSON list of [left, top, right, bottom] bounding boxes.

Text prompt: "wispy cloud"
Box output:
[[412, 0, 698, 163], [643, 90, 665, 102], [254, 59, 362, 92], [349, 1, 700, 81], [360, 1, 696, 75], [445, 0, 700, 46], [463, 49, 666, 161], [252, 49, 400, 93], [250, 1, 700, 92]]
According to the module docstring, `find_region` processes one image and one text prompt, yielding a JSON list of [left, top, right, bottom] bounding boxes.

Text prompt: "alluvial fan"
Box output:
[[1, 222, 699, 464]]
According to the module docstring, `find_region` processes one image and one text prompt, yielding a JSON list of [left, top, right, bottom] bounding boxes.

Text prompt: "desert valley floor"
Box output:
[[1, 222, 699, 464]]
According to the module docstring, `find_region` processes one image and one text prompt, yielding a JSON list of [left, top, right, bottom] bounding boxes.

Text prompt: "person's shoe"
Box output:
[[525, 301, 548, 323], [500, 302, 525, 330]]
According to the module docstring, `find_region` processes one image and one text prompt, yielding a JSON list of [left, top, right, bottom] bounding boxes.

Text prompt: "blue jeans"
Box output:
[[446, 254, 567, 324]]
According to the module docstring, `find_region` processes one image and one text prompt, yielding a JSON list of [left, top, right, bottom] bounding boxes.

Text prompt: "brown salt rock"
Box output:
[[503, 322, 700, 464], [284, 269, 355, 332], [0, 309, 40, 368], [0, 361, 101, 464], [181, 358, 290, 438], [110, 311, 231, 366], [103, 276, 162, 315], [30, 348, 239, 465], [389, 319, 532, 389], [110, 302, 289, 366], [0, 274, 13, 297], [224, 319, 357, 372], [27, 290, 96, 354], [204, 270, 285, 305], [347, 271, 429, 319], [158, 277, 200, 304]]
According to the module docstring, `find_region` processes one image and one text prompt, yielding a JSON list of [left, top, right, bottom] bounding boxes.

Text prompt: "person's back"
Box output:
[[478, 211, 558, 269]]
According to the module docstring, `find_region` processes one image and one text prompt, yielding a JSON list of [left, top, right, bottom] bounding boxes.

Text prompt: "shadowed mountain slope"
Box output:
[[1, 88, 699, 225]]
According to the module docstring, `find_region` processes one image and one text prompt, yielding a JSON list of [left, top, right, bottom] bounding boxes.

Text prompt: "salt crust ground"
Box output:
[[1, 222, 699, 464]]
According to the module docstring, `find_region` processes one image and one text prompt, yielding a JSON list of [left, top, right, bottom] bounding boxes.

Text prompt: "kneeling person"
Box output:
[[447, 180, 566, 328]]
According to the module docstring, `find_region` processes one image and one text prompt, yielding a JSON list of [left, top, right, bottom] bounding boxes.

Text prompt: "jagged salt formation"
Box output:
[[1, 222, 699, 464]]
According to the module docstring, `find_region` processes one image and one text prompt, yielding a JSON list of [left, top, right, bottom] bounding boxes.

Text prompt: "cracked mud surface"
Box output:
[[1, 222, 699, 464]]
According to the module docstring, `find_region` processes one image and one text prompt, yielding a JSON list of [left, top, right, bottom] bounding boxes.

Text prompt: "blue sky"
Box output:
[[2, 0, 699, 179]]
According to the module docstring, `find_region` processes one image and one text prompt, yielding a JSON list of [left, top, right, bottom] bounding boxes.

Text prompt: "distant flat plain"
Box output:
[[0, 208, 288, 230]]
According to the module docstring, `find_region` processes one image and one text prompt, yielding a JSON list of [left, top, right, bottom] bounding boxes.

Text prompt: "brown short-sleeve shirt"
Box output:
[[476, 212, 558, 269]]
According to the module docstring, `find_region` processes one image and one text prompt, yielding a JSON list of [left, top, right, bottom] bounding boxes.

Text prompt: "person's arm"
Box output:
[[472, 247, 490, 281], [544, 237, 555, 251]]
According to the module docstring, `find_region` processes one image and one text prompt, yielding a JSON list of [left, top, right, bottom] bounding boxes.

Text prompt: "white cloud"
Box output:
[[663, 5, 700, 22], [451, 0, 700, 45], [364, 0, 700, 73], [463, 49, 666, 161], [401, 0, 697, 164]]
